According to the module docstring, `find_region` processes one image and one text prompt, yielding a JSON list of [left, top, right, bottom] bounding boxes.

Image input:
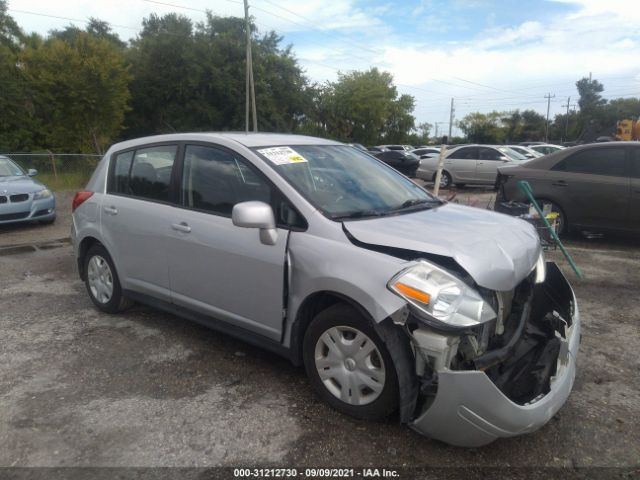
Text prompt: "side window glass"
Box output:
[[182, 145, 306, 229], [110, 151, 134, 194], [450, 147, 476, 160], [126, 145, 177, 201], [182, 145, 272, 216], [480, 148, 500, 160], [552, 148, 626, 177]]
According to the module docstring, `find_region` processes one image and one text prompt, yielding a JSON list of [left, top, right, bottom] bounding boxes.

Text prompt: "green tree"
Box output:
[[125, 12, 311, 137], [302, 68, 415, 145], [458, 112, 504, 143], [22, 31, 131, 152], [0, 1, 34, 151]]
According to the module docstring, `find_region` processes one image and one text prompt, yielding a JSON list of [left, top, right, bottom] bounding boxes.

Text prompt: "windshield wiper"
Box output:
[[392, 198, 441, 212], [331, 209, 387, 221]]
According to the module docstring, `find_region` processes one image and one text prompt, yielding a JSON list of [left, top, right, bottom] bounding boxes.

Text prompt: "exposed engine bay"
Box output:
[[409, 262, 574, 408]]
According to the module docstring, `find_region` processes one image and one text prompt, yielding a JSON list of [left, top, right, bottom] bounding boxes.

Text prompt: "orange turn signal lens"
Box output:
[[394, 282, 430, 304]]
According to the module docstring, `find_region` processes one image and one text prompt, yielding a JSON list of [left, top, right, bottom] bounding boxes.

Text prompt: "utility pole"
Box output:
[[243, 0, 258, 132], [561, 96, 571, 142], [448, 97, 455, 140], [544, 93, 555, 143]]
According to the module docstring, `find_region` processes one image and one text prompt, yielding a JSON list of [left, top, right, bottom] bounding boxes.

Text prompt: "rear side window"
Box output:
[[449, 147, 478, 160], [112, 151, 133, 193], [109, 145, 178, 202], [552, 148, 626, 177]]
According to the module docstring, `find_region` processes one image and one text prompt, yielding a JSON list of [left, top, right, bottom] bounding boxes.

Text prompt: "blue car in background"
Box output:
[[0, 155, 56, 225]]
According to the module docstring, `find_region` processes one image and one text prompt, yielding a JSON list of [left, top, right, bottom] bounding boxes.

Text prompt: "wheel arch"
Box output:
[[77, 235, 103, 280], [289, 290, 371, 366]]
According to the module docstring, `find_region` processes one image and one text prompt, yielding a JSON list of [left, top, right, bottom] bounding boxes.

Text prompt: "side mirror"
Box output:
[[499, 156, 509, 162], [232, 201, 278, 246], [27, 169, 38, 176]]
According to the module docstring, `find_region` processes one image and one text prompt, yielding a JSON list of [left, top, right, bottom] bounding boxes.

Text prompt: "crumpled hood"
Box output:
[[0, 176, 44, 194], [343, 203, 541, 291]]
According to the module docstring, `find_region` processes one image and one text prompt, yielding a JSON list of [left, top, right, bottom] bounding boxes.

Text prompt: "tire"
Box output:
[[433, 171, 452, 189], [536, 199, 568, 236], [303, 303, 399, 420], [84, 244, 133, 313]]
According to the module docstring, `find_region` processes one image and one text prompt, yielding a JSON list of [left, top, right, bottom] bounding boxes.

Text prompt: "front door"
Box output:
[[446, 146, 478, 182], [476, 147, 508, 184], [166, 144, 290, 341]]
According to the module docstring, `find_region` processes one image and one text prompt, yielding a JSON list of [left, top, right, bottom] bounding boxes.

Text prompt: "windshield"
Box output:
[[253, 145, 440, 220], [0, 157, 25, 177], [497, 147, 527, 161]]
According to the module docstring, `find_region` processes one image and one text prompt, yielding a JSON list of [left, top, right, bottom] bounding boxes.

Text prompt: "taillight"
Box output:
[[72, 191, 94, 212]]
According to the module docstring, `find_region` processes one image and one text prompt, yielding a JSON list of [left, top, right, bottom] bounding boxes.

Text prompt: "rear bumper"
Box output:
[[409, 263, 580, 447], [0, 195, 56, 224]]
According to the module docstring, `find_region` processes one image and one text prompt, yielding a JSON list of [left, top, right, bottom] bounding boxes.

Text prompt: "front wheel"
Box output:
[[433, 171, 452, 189], [303, 304, 399, 420]]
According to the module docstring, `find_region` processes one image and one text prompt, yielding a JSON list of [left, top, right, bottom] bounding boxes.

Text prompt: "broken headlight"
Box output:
[[388, 260, 496, 329]]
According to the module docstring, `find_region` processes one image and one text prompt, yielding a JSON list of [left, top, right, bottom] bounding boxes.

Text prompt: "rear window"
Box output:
[[552, 148, 626, 177]]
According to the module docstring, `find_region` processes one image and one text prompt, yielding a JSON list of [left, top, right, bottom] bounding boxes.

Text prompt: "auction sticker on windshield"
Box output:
[[257, 146, 308, 165]]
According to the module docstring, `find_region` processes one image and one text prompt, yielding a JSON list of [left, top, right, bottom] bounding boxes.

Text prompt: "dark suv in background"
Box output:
[[497, 142, 640, 235]]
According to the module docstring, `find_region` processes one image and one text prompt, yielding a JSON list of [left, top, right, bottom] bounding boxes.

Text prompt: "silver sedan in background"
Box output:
[[417, 144, 528, 188]]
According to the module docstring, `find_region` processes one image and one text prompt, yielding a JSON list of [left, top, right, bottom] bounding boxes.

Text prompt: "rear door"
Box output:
[[100, 144, 179, 301], [550, 146, 630, 231], [476, 147, 509, 184], [166, 143, 302, 340], [630, 147, 640, 231], [446, 146, 478, 182]]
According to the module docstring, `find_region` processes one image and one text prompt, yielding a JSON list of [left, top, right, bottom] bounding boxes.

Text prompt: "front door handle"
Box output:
[[552, 181, 568, 187], [103, 206, 118, 215], [171, 222, 192, 233]]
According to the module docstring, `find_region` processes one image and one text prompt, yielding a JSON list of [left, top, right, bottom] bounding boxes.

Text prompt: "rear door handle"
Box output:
[[171, 222, 192, 233], [103, 206, 118, 215], [552, 181, 568, 187]]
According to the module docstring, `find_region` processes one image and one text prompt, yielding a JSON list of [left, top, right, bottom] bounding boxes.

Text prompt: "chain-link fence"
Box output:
[[0, 153, 102, 191]]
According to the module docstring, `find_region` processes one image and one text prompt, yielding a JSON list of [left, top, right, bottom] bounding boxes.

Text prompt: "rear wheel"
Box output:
[[536, 199, 567, 236], [84, 244, 133, 313], [303, 304, 399, 420]]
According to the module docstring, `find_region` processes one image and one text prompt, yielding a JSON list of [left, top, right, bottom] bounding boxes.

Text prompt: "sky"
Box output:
[[8, 0, 640, 136]]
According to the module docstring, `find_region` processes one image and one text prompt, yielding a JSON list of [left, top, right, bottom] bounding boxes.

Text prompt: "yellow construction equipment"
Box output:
[[615, 119, 640, 141]]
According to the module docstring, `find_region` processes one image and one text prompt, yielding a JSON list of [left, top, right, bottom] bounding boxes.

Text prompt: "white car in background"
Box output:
[[506, 145, 543, 159], [411, 147, 441, 159], [416, 144, 528, 188], [529, 144, 565, 155]]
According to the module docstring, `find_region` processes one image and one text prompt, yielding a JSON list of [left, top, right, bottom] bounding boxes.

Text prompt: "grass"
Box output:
[[37, 171, 92, 192]]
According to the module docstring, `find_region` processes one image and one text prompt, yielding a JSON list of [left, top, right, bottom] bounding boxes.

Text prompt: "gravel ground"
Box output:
[[0, 187, 638, 474]]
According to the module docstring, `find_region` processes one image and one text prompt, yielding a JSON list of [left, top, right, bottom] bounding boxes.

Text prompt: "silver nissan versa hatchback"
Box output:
[[72, 133, 580, 447]]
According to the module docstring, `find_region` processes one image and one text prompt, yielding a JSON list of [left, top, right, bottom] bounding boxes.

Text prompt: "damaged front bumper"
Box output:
[[408, 262, 580, 447]]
